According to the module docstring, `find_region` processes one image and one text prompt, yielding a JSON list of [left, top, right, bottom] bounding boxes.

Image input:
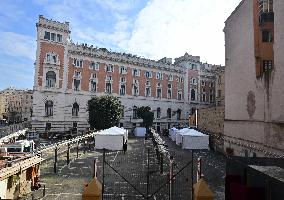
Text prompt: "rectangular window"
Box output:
[[145, 87, 151, 97], [120, 84, 126, 95], [177, 75, 183, 82], [74, 79, 80, 91], [57, 34, 62, 42], [90, 81, 97, 92], [120, 66, 127, 74], [74, 58, 83, 67], [106, 82, 112, 94], [156, 72, 163, 80], [44, 31, 50, 40], [145, 71, 152, 78], [168, 74, 173, 81], [177, 90, 182, 100], [133, 81, 139, 96], [51, 33, 56, 41], [262, 30, 273, 42], [263, 60, 273, 71], [90, 62, 99, 70], [133, 68, 140, 76], [201, 81, 205, 86], [106, 65, 114, 72], [167, 90, 172, 98], [157, 88, 162, 98], [167, 84, 172, 99]]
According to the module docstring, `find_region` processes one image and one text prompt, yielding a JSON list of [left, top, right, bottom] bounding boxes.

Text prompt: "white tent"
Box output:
[[134, 127, 146, 137], [169, 127, 178, 141], [175, 128, 191, 145], [95, 127, 128, 150], [181, 130, 209, 150], [108, 127, 128, 139]]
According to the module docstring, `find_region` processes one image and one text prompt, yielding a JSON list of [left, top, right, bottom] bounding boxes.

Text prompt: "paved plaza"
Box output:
[[21, 135, 226, 200]]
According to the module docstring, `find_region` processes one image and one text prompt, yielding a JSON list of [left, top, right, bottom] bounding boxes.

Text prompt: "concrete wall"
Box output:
[[224, 0, 264, 122], [271, 0, 284, 122], [223, 0, 284, 157]]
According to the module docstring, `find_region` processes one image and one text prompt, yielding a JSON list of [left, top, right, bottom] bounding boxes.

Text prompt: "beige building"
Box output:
[[224, 0, 284, 157], [0, 88, 33, 123]]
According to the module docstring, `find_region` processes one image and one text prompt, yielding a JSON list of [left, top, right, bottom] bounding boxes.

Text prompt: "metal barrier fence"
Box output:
[[100, 130, 194, 200]]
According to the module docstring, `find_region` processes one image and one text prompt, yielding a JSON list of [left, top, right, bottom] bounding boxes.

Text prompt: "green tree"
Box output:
[[137, 106, 154, 131], [88, 95, 123, 130]]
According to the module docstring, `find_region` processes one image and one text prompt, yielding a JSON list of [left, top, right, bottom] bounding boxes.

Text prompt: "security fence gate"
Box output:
[[99, 138, 194, 200]]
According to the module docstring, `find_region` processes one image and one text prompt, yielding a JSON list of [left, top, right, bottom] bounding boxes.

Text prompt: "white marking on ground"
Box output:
[[110, 151, 119, 162]]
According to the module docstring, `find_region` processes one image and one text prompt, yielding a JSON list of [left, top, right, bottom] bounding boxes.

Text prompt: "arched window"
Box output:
[[133, 106, 138, 119], [157, 107, 161, 119], [72, 102, 79, 116], [167, 108, 171, 118], [191, 89, 196, 101], [46, 71, 56, 87], [45, 101, 53, 116], [177, 109, 181, 120]]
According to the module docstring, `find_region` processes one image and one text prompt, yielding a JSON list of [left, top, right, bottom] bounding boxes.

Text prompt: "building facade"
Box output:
[[224, 0, 284, 157], [0, 88, 33, 123], [32, 16, 223, 134]]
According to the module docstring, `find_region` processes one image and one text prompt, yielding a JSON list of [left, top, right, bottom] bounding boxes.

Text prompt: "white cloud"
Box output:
[[35, 0, 135, 51], [0, 32, 36, 60], [71, 14, 132, 52], [125, 0, 242, 64], [95, 0, 142, 12]]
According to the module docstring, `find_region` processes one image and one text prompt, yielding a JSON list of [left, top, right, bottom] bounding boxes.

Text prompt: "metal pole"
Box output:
[[83, 140, 86, 154], [67, 143, 70, 165], [169, 155, 173, 200], [146, 148, 150, 199], [76, 141, 79, 158], [102, 148, 105, 199], [43, 185, 46, 197], [197, 157, 201, 182], [54, 146, 57, 173], [93, 158, 97, 178], [191, 150, 194, 200], [55, 146, 58, 163]]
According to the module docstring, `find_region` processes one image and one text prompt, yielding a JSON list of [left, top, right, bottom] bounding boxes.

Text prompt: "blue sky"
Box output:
[[0, 0, 241, 90]]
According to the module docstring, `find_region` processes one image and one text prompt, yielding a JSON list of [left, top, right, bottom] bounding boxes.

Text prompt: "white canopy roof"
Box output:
[[96, 126, 127, 135]]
